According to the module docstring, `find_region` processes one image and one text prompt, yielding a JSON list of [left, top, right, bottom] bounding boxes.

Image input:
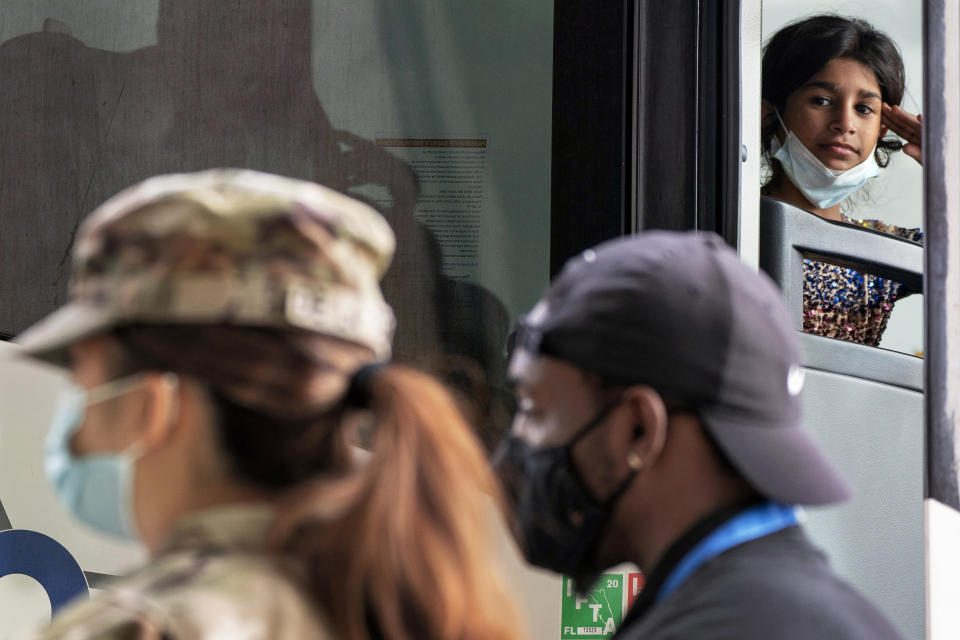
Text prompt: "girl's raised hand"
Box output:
[[882, 103, 922, 165]]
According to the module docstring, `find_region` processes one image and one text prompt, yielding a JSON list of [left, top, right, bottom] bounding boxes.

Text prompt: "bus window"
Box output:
[[759, 1, 924, 357]]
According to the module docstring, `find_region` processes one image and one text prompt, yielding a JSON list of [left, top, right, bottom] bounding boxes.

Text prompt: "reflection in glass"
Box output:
[[0, 0, 557, 449]]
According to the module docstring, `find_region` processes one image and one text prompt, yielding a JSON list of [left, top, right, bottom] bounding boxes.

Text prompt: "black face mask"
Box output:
[[492, 399, 636, 595]]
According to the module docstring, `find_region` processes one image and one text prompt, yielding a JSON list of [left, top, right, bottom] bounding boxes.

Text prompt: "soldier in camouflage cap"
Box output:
[[18, 168, 396, 362], [16, 170, 522, 640]]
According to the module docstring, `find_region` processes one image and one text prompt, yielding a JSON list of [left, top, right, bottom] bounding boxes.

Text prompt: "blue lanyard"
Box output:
[[655, 501, 801, 603]]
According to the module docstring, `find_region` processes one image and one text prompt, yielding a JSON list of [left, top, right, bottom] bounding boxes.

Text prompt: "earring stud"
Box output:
[[626, 452, 644, 471]]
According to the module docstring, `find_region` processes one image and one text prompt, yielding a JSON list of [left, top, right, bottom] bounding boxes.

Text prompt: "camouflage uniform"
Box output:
[[33, 506, 335, 640], [15, 170, 399, 638]]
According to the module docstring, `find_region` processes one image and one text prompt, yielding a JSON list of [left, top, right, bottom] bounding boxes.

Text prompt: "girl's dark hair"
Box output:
[[762, 14, 906, 170], [109, 324, 523, 640]]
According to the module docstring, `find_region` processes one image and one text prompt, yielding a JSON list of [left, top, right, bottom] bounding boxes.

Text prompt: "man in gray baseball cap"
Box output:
[[494, 231, 904, 639]]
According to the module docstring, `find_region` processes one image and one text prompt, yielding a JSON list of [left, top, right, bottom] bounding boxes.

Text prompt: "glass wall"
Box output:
[[0, 1, 559, 636]]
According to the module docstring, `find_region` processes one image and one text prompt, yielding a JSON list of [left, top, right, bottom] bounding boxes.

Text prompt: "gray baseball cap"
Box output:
[[512, 230, 850, 506]]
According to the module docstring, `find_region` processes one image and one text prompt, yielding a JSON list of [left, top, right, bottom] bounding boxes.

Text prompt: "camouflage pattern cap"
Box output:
[[16, 169, 397, 362]]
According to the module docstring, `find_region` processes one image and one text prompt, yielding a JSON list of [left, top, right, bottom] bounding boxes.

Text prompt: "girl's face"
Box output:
[[779, 57, 887, 172]]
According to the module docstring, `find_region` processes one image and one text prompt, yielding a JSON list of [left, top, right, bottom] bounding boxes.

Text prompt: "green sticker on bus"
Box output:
[[560, 573, 623, 638]]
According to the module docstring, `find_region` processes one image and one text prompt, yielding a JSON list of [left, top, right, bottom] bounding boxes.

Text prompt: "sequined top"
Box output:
[[803, 217, 923, 347]]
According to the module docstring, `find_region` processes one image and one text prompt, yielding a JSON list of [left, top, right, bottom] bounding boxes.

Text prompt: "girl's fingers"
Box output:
[[902, 142, 923, 165], [882, 104, 923, 164], [883, 106, 922, 143]]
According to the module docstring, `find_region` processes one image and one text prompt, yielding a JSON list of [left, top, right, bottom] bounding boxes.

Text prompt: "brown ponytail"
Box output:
[[108, 325, 523, 640], [281, 365, 523, 640]]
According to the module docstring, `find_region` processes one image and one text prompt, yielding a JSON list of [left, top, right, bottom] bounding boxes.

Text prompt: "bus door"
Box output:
[[759, 197, 924, 640]]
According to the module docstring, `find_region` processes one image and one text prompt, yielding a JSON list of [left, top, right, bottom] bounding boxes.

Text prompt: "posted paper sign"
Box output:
[[377, 137, 487, 282]]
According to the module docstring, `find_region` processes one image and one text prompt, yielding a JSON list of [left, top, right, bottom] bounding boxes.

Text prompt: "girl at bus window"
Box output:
[[760, 14, 922, 347], [16, 170, 522, 640]]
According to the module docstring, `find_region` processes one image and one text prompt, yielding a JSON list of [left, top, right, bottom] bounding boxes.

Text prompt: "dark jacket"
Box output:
[[617, 522, 905, 640]]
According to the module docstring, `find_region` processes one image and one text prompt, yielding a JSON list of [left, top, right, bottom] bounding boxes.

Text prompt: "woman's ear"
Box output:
[[138, 373, 181, 449], [620, 386, 668, 469]]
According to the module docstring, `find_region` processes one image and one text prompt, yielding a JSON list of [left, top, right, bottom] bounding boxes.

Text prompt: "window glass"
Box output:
[[761, 1, 923, 356], [0, 1, 557, 635]]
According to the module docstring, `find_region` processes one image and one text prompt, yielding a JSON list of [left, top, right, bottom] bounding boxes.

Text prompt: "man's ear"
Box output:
[[620, 386, 668, 469], [879, 124, 889, 139], [138, 373, 181, 449]]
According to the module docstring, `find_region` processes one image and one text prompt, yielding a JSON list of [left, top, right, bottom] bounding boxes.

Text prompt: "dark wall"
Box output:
[[550, 0, 634, 275], [550, 0, 742, 274]]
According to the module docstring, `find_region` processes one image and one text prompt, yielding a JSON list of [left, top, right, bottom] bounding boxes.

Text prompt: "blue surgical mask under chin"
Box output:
[[44, 375, 151, 542], [770, 111, 879, 210]]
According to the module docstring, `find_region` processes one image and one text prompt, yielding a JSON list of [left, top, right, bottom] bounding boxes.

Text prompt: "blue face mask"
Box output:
[[770, 110, 879, 209], [44, 374, 158, 541]]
